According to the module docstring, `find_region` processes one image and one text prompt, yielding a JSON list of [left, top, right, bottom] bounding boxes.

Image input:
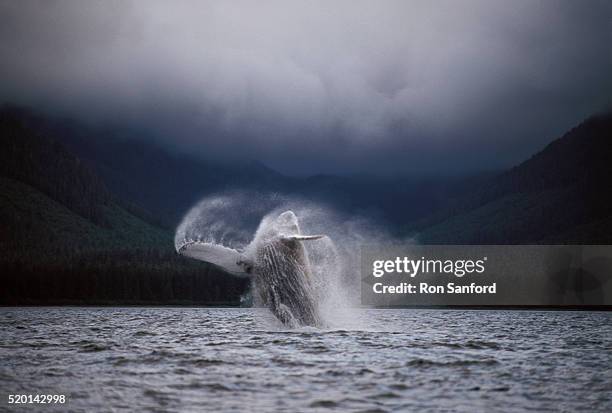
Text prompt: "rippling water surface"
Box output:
[[1, 308, 611, 412]]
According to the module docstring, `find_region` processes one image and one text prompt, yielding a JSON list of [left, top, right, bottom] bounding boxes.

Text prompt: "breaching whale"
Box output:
[[178, 211, 325, 327]]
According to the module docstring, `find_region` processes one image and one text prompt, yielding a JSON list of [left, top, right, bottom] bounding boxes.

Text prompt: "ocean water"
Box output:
[[1, 308, 611, 412]]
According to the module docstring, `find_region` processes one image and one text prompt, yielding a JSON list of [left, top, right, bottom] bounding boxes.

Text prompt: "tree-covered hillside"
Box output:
[[0, 108, 249, 305], [1, 105, 610, 305], [13, 106, 486, 231], [416, 113, 612, 244]]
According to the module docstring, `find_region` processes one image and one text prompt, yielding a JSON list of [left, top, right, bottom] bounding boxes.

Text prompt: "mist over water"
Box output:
[[174, 191, 402, 327]]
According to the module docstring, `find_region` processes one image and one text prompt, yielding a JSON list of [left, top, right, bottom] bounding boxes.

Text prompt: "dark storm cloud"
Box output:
[[0, 0, 610, 175]]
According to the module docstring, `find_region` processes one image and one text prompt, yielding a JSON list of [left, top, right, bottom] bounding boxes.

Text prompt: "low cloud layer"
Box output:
[[0, 0, 610, 174]]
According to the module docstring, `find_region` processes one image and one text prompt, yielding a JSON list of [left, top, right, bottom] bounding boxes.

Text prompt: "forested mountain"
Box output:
[[1, 108, 113, 227], [17, 107, 488, 231], [52, 106, 607, 244], [0, 108, 248, 305], [1, 105, 609, 304], [415, 113, 612, 244], [55, 122, 292, 227]]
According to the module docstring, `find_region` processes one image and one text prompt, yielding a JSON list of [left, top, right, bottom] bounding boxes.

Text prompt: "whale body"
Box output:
[[178, 210, 325, 327]]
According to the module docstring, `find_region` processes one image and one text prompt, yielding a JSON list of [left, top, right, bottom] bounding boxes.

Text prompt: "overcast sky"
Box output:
[[0, 0, 610, 175]]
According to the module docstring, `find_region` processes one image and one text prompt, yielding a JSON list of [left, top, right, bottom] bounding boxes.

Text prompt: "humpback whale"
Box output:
[[178, 211, 325, 327]]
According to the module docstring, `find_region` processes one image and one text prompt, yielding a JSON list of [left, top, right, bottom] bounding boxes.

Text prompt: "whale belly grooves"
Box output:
[[255, 241, 321, 327]]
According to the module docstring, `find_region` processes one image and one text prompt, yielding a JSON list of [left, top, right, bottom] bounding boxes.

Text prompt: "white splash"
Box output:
[[175, 190, 400, 328]]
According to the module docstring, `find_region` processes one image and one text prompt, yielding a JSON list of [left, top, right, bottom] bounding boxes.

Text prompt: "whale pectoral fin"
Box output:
[[285, 235, 325, 241], [178, 241, 247, 275]]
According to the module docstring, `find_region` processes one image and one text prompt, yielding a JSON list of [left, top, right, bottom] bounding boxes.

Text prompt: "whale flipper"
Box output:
[[284, 235, 325, 241], [178, 241, 247, 275]]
